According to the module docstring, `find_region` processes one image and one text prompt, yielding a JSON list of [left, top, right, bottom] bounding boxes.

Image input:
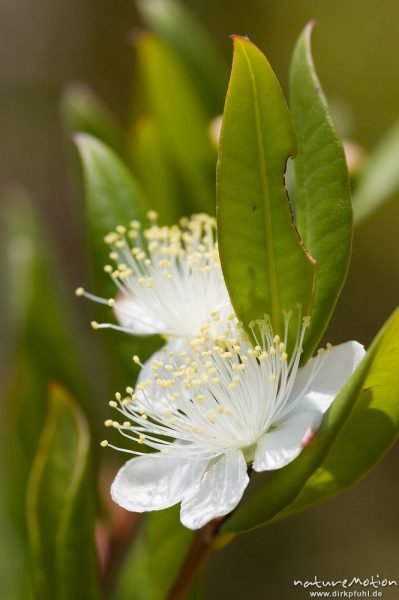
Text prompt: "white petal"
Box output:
[[111, 455, 207, 512], [114, 293, 165, 335], [180, 450, 249, 530], [253, 410, 321, 472], [291, 341, 365, 415]]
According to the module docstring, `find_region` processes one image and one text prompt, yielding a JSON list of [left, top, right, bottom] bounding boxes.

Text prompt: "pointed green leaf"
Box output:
[[353, 118, 399, 224], [113, 507, 194, 600], [223, 309, 399, 533], [137, 0, 226, 113], [130, 117, 180, 224], [289, 23, 352, 360], [26, 383, 100, 599], [74, 133, 161, 387], [217, 36, 315, 346], [135, 33, 216, 214], [62, 83, 125, 157], [0, 186, 99, 598], [75, 133, 148, 270], [275, 308, 399, 520]]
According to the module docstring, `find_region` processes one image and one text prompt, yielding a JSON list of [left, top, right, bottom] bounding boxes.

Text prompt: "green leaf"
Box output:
[[74, 133, 161, 388], [216, 36, 315, 347], [0, 186, 99, 598], [223, 308, 399, 533], [62, 83, 125, 157], [135, 33, 216, 214], [129, 117, 180, 224], [113, 507, 194, 600], [353, 118, 399, 224], [26, 383, 100, 599], [2, 185, 88, 402], [136, 0, 226, 113], [275, 307, 399, 519], [75, 134, 148, 267], [289, 23, 353, 360]]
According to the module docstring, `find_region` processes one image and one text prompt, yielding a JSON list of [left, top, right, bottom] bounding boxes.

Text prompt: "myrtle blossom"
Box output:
[[75, 212, 231, 341], [102, 315, 365, 530]]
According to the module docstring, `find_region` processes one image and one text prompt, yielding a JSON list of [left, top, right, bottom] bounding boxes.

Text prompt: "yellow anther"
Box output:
[[208, 410, 216, 423], [130, 219, 141, 229], [123, 421, 131, 428], [211, 377, 221, 385], [115, 392, 122, 401], [138, 434, 145, 444], [259, 352, 268, 361], [268, 374, 276, 382], [196, 394, 205, 403], [133, 355, 141, 365], [141, 414, 148, 421], [269, 347, 276, 356], [327, 342, 333, 350], [104, 232, 119, 244], [274, 335, 280, 344], [147, 210, 159, 220], [281, 352, 288, 361], [91, 321, 99, 330], [107, 298, 115, 307], [100, 440, 108, 447], [112, 421, 119, 428], [75, 286, 85, 297], [122, 398, 131, 407], [116, 225, 126, 234], [218, 406, 231, 414], [104, 265, 113, 273], [109, 400, 117, 408], [279, 342, 285, 352], [104, 419, 113, 427]]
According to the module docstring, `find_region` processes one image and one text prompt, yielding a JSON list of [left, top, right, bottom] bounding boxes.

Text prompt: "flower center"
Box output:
[[101, 312, 329, 463]]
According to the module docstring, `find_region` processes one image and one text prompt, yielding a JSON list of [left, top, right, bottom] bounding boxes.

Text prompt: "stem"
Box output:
[[167, 466, 253, 599], [166, 517, 225, 600]]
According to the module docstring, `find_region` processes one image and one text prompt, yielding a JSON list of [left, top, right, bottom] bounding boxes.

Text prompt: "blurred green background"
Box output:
[[1, 0, 398, 598]]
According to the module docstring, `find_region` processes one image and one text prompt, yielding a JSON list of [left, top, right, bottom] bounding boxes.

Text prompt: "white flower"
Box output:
[[102, 316, 365, 530], [76, 212, 231, 339]]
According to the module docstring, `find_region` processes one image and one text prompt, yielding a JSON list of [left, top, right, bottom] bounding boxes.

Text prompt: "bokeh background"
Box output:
[[1, 0, 398, 598]]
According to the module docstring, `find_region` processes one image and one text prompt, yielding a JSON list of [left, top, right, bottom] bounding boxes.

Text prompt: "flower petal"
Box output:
[[291, 341, 365, 414], [180, 450, 249, 530], [253, 410, 321, 472], [111, 455, 207, 512], [114, 293, 165, 335]]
